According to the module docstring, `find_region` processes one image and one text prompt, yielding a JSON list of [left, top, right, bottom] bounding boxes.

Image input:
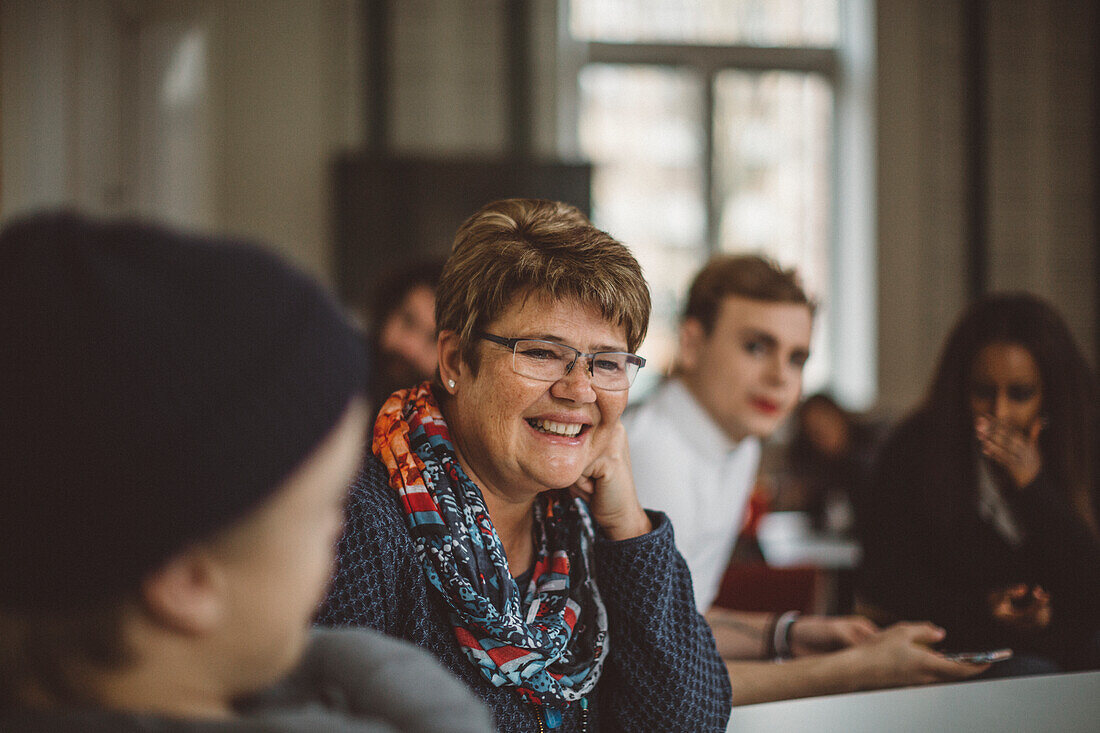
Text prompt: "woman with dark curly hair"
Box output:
[[857, 293, 1100, 675]]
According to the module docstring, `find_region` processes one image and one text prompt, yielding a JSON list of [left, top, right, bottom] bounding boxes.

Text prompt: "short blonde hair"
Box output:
[[436, 199, 650, 370], [685, 254, 815, 334]]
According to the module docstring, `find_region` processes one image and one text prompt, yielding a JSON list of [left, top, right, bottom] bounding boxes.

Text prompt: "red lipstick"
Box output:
[[750, 397, 780, 415]]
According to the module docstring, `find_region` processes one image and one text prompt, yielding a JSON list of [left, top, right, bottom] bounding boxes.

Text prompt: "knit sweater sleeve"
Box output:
[[593, 510, 732, 732], [315, 458, 430, 642]]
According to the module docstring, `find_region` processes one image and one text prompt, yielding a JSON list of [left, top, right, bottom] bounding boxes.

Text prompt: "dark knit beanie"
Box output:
[[0, 212, 367, 612]]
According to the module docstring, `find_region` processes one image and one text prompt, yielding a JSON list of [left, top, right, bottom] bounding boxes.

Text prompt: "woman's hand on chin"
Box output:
[[569, 421, 652, 540]]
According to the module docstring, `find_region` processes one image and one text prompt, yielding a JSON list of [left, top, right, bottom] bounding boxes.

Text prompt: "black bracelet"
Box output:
[[762, 612, 780, 660]]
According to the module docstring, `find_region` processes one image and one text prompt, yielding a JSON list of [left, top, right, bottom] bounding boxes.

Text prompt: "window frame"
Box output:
[[556, 0, 877, 408], [584, 42, 839, 256]]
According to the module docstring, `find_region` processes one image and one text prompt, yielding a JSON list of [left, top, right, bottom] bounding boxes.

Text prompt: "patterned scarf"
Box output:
[[373, 382, 609, 725]]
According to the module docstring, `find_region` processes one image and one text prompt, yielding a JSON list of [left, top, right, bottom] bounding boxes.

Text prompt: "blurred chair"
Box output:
[[712, 562, 821, 615]]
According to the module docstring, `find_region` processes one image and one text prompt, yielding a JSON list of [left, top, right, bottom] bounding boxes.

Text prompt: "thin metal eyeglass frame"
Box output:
[[478, 332, 645, 390]]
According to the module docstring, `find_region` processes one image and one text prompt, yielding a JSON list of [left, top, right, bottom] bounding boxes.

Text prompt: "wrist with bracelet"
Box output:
[[762, 612, 780, 659]]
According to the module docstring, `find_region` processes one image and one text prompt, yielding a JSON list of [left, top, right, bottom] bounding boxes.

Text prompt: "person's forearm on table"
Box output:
[[724, 622, 984, 705], [725, 652, 862, 706], [708, 608, 863, 705], [706, 608, 774, 660]]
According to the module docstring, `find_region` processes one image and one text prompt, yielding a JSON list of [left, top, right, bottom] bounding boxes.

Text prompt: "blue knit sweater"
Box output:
[[317, 456, 732, 732]]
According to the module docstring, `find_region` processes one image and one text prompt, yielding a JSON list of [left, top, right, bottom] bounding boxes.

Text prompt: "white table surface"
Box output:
[[756, 511, 862, 568], [726, 670, 1100, 733]]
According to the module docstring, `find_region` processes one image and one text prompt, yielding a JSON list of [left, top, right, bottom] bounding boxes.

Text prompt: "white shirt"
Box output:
[[623, 378, 762, 611]]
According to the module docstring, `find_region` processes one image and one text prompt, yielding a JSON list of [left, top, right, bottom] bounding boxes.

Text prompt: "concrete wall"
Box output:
[[876, 0, 971, 414], [3, 0, 1096, 412], [0, 0, 562, 282], [0, 0, 361, 285], [876, 0, 1097, 415], [1, 0, 126, 217], [983, 0, 1096, 361], [209, 0, 361, 281]]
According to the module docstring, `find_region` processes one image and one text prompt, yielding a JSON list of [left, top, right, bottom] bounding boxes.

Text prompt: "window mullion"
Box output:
[[587, 42, 838, 79]]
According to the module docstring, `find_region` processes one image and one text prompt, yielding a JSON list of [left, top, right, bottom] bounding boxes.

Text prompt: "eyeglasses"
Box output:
[[479, 332, 645, 391]]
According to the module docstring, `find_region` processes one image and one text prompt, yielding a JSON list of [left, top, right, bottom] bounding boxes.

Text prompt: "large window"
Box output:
[[565, 0, 875, 407]]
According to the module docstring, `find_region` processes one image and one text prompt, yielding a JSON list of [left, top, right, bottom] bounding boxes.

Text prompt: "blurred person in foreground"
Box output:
[[0, 213, 492, 732], [625, 254, 989, 705], [857, 293, 1100, 676], [318, 199, 732, 731]]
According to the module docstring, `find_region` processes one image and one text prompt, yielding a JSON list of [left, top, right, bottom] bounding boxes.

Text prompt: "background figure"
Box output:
[[0, 213, 492, 731], [784, 393, 881, 535], [857, 292, 1100, 676], [626, 254, 986, 706], [365, 258, 445, 410]]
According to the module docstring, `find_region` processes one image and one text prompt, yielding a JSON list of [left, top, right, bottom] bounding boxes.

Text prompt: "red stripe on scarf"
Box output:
[[563, 605, 577, 629], [403, 491, 440, 514], [487, 644, 533, 666], [454, 625, 480, 649], [549, 553, 570, 576]]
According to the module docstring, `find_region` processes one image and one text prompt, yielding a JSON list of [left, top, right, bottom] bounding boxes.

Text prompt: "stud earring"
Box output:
[[448, 379, 456, 389]]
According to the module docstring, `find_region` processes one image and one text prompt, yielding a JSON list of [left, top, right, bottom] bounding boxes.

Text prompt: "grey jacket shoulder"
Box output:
[[1, 628, 493, 733], [274, 627, 494, 732]]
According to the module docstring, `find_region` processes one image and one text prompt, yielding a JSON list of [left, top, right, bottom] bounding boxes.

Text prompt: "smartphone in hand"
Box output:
[[942, 648, 1013, 664]]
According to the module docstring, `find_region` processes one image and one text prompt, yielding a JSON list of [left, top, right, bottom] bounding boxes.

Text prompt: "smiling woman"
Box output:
[[441, 296, 637, 529], [318, 199, 732, 732]]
